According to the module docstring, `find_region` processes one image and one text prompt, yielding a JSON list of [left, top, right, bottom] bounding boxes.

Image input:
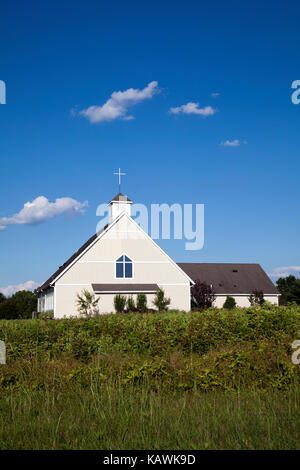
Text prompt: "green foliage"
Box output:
[[277, 275, 300, 305], [0, 385, 298, 449], [0, 290, 37, 319], [0, 293, 5, 304], [0, 305, 299, 449], [37, 310, 54, 320], [223, 296, 236, 309], [153, 288, 171, 311], [0, 305, 299, 360], [114, 294, 126, 313], [248, 290, 265, 306], [136, 293, 147, 312], [126, 296, 136, 311], [76, 289, 99, 317]]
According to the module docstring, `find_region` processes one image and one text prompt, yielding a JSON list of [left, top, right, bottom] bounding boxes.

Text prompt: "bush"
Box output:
[[0, 305, 299, 361], [137, 293, 147, 312], [223, 296, 236, 309], [248, 290, 265, 306], [37, 310, 54, 320], [114, 294, 126, 313], [126, 296, 136, 312], [76, 289, 99, 317], [191, 280, 215, 309], [153, 288, 171, 311]]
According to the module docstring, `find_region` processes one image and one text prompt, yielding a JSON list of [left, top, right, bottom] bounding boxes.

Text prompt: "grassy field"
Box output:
[[0, 305, 299, 449]]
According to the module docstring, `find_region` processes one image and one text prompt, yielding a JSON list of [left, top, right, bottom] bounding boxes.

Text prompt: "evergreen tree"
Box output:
[[137, 293, 147, 312], [153, 288, 171, 311], [223, 295, 236, 309]]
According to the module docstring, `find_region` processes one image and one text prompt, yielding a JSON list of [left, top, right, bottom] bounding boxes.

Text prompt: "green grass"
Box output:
[[0, 305, 299, 449], [0, 385, 299, 450]]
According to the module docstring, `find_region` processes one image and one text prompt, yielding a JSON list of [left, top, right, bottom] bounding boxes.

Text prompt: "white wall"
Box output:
[[54, 214, 191, 317], [213, 294, 279, 308]]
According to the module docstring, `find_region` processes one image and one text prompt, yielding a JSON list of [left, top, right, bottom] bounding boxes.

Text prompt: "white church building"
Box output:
[[37, 193, 279, 317]]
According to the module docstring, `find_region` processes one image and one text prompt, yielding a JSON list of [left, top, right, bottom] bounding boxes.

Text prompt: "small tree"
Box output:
[[223, 295, 236, 309], [76, 289, 99, 317], [248, 290, 265, 306], [153, 288, 171, 311], [191, 280, 216, 309], [114, 294, 126, 313], [137, 293, 147, 312], [126, 295, 136, 311]]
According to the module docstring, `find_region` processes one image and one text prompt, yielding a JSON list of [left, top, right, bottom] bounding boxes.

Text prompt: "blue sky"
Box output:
[[0, 0, 299, 294]]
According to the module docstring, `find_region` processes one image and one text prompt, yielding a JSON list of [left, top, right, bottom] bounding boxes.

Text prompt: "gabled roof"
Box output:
[[37, 226, 107, 292], [109, 193, 132, 203], [177, 263, 279, 295], [37, 211, 194, 292]]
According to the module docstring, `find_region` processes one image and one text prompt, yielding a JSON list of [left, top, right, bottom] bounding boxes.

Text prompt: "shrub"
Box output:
[[223, 296, 236, 309], [137, 293, 147, 312], [37, 310, 54, 320], [126, 296, 136, 312], [153, 288, 171, 311], [76, 289, 99, 317], [191, 280, 215, 309], [248, 290, 265, 306], [114, 294, 127, 313]]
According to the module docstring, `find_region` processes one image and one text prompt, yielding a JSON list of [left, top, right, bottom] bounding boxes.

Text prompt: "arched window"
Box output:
[[116, 255, 133, 278]]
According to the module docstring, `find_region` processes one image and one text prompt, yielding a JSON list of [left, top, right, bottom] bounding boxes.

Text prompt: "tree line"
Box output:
[[0, 290, 37, 319]]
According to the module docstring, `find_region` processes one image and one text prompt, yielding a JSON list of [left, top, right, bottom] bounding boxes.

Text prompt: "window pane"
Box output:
[[124, 255, 131, 262], [116, 255, 124, 262], [125, 262, 132, 278], [116, 262, 123, 278]]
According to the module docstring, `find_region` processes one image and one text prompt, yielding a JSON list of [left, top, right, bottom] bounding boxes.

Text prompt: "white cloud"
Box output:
[[0, 280, 39, 297], [77, 81, 159, 123], [169, 102, 216, 117], [0, 196, 88, 230], [268, 266, 300, 279], [220, 139, 241, 147], [211, 92, 220, 97]]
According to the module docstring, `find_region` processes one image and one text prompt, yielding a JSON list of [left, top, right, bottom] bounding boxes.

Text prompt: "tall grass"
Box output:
[[0, 385, 299, 449], [0, 306, 299, 449]]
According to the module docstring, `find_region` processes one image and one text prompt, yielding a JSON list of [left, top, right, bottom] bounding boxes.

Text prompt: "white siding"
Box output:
[[38, 288, 54, 312], [214, 294, 279, 308], [54, 214, 191, 317]]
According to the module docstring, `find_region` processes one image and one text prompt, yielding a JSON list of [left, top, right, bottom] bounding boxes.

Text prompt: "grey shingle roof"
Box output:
[[177, 263, 278, 295]]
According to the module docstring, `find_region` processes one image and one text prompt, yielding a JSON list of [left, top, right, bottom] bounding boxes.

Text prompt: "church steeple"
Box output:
[[109, 193, 132, 221]]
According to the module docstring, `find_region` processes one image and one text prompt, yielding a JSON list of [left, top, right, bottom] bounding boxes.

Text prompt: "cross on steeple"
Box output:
[[113, 168, 126, 193]]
